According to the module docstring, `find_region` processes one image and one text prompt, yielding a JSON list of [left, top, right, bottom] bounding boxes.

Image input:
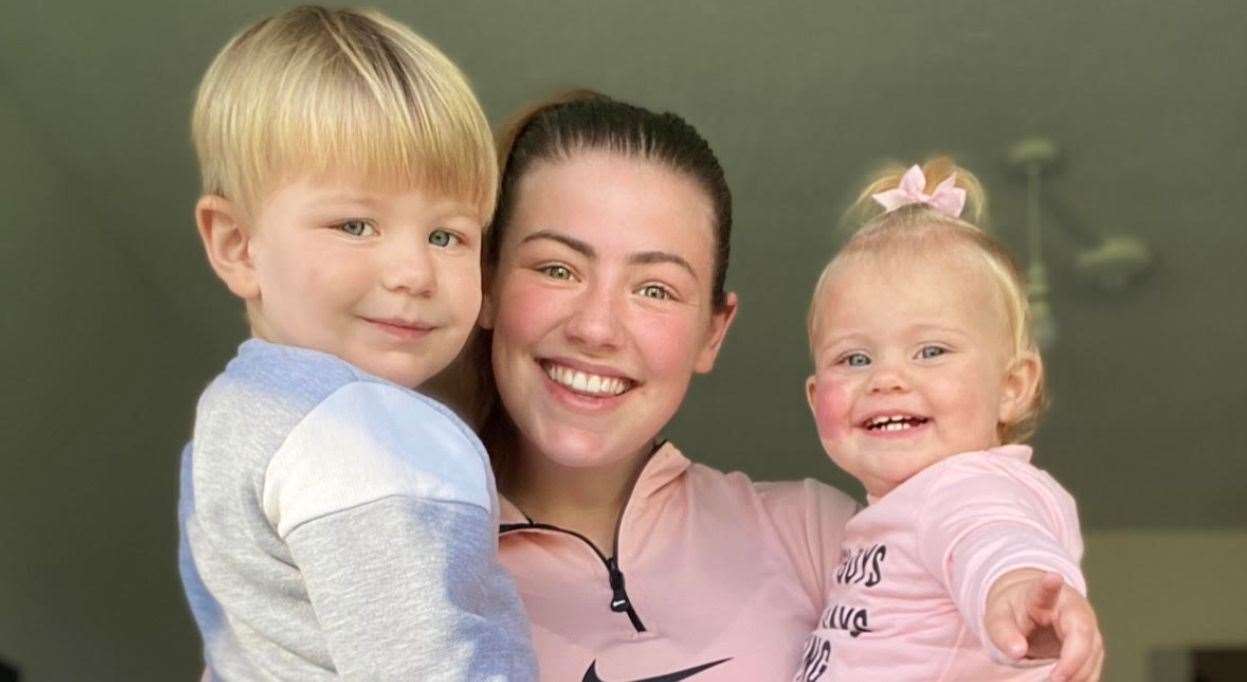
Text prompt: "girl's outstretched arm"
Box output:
[[984, 569, 1104, 682]]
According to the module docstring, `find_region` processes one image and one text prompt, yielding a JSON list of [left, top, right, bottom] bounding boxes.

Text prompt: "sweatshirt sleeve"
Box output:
[[262, 382, 536, 680], [914, 455, 1086, 664], [756, 478, 860, 608]]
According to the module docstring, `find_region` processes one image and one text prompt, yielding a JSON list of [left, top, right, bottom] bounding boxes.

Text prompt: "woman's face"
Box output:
[[483, 150, 737, 472]]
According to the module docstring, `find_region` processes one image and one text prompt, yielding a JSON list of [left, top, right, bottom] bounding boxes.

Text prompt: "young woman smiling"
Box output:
[[461, 92, 859, 680]]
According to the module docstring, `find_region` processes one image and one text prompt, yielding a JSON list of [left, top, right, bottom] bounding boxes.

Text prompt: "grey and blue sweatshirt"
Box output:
[[178, 339, 536, 680]]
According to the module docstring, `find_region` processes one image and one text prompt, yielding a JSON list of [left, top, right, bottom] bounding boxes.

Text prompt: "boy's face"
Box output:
[[244, 175, 483, 387], [805, 251, 1021, 498]]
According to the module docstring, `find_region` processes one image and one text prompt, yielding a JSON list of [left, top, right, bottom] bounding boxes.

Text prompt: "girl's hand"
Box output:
[[984, 569, 1104, 682]]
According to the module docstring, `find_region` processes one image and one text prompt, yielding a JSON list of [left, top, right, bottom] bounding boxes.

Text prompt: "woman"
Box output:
[[463, 91, 1102, 680], [464, 91, 858, 680]]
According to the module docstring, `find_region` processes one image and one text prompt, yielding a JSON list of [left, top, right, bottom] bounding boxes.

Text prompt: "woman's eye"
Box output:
[[639, 284, 672, 300], [918, 345, 947, 359], [840, 352, 870, 367], [428, 229, 459, 247], [539, 264, 573, 280], [338, 220, 375, 237]]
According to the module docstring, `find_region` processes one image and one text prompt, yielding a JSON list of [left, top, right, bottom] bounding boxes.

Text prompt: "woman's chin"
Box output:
[[528, 424, 646, 473]]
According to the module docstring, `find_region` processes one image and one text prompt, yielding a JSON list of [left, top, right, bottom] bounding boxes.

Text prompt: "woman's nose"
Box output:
[[564, 282, 624, 351]]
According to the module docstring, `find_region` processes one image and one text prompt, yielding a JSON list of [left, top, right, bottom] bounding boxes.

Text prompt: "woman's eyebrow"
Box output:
[[629, 251, 697, 280], [519, 229, 594, 258]]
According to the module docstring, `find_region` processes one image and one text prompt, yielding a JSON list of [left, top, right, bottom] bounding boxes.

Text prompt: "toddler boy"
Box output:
[[177, 6, 536, 679]]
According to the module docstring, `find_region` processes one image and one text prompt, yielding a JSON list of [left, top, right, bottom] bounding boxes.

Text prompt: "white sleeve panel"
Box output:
[[262, 382, 491, 538]]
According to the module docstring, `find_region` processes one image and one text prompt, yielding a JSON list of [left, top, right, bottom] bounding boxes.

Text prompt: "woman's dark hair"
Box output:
[[471, 89, 733, 481], [489, 89, 732, 308]]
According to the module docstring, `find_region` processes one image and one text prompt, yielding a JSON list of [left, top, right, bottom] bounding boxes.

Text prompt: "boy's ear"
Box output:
[[998, 351, 1042, 425], [694, 291, 740, 373], [196, 195, 259, 300]]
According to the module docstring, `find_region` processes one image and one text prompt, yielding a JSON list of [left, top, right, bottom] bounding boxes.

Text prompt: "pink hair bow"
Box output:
[[871, 164, 966, 219]]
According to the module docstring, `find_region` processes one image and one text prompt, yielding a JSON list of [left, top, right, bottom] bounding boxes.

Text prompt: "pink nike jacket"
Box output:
[[795, 445, 1087, 681], [498, 442, 859, 681]]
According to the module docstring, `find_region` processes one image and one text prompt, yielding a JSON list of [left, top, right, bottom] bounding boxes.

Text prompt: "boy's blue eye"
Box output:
[[918, 345, 947, 359], [429, 229, 458, 247], [841, 352, 870, 367], [339, 220, 373, 237], [539, 264, 573, 280]]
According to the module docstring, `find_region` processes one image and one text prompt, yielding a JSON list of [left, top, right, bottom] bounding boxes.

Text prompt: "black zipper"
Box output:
[[499, 442, 665, 634], [500, 520, 647, 633]]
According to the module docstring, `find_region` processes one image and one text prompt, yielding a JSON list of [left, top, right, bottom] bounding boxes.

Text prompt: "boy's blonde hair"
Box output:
[[807, 157, 1046, 443], [192, 5, 496, 219]]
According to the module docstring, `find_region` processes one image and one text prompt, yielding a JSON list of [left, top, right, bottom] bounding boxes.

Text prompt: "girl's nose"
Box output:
[[867, 363, 909, 393], [564, 281, 624, 351]]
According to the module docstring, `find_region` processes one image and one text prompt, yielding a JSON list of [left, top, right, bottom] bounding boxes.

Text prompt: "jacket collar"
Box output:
[[499, 441, 692, 526]]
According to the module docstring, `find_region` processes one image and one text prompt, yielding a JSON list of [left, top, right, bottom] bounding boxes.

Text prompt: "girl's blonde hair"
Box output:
[[191, 6, 497, 219], [808, 157, 1047, 443]]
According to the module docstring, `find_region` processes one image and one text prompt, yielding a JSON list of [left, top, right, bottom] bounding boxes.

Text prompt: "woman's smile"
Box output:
[[541, 359, 635, 398]]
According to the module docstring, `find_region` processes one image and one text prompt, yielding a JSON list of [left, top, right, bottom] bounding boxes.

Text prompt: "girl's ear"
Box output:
[[196, 195, 259, 300], [694, 291, 740, 373], [998, 351, 1042, 426]]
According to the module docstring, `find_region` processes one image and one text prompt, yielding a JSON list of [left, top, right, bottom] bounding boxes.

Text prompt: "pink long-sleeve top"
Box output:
[[795, 445, 1086, 681], [498, 442, 860, 681]]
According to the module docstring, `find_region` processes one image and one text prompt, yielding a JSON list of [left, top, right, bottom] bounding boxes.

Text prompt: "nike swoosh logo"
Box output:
[[582, 657, 731, 682]]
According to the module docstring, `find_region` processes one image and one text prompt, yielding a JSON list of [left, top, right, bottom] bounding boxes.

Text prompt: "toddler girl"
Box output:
[[797, 159, 1101, 681]]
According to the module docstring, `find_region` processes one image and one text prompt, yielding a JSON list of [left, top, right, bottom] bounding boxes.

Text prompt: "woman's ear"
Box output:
[[694, 291, 740, 373], [196, 195, 259, 300], [998, 351, 1042, 425], [478, 290, 496, 331]]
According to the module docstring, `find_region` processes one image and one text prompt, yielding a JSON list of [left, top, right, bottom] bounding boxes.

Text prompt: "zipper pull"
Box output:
[[606, 557, 630, 612]]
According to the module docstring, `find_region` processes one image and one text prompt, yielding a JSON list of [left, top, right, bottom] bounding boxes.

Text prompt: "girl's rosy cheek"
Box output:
[[812, 377, 852, 441]]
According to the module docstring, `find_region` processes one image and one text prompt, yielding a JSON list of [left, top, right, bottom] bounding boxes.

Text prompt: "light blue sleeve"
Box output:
[[264, 381, 536, 680], [286, 497, 536, 680]]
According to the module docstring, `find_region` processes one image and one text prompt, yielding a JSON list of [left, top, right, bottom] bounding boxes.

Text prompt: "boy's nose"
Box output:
[[381, 242, 436, 296]]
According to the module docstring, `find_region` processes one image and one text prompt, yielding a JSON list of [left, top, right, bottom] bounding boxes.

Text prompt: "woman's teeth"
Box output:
[[544, 363, 630, 397]]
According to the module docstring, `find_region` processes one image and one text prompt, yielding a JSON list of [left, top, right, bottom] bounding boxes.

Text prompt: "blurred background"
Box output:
[[2, 1, 1245, 680]]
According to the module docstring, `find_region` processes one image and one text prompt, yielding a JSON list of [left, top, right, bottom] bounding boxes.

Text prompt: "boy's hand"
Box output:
[[984, 569, 1104, 682]]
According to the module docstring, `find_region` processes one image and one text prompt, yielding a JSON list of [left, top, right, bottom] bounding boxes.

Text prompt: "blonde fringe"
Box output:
[[191, 6, 497, 220]]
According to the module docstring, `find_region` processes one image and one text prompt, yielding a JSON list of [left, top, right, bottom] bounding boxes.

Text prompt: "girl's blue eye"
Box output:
[[429, 229, 458, 247], [918, 345, 947, 359], [540, 264, 573, 280], [339, 220, 373, 237], [639, 284, 672, 300], [841, 352, 870, 367]]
